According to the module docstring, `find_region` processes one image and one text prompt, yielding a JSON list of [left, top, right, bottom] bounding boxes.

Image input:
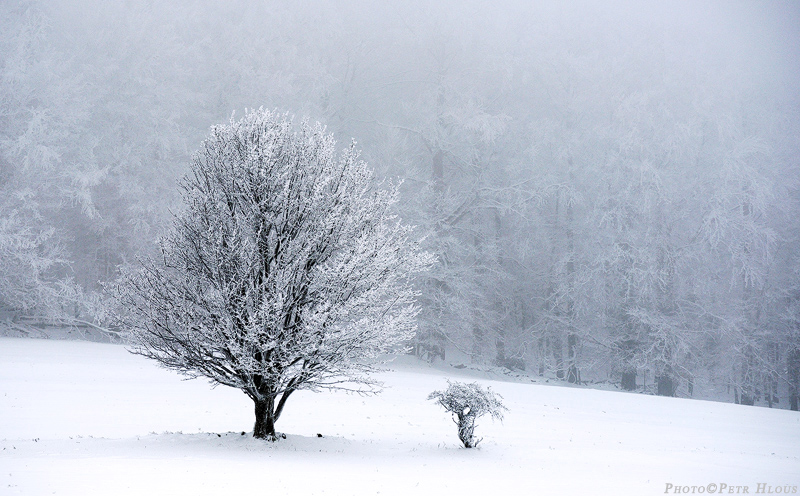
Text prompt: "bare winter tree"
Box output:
[[118, 109, 431, 440], [428, 380, 507, 448]]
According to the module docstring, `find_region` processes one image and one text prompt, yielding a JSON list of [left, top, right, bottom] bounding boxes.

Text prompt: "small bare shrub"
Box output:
[[428, 380, 507, 448]]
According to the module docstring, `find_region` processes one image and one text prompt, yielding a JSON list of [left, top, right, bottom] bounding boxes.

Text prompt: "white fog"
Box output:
[[1, 1, 799, 494]]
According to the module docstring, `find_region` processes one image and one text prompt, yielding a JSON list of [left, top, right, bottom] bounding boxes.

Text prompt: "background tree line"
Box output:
[[1, 0, 799, 407]]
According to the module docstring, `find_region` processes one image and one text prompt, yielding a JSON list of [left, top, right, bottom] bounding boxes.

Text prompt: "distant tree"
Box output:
[[428, 380, 507, 448], [118, 109, 431, 440], [0, 199, 64, 315]]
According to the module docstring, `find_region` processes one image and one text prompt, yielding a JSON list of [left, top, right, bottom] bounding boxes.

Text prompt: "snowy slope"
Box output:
[[1, 337, 798, 495]]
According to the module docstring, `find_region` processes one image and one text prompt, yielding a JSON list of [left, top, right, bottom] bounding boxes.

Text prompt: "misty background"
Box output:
[[1, 0, 799, 407]]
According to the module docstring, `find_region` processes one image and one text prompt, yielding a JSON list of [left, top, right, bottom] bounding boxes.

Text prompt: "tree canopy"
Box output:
[[119, 109, 432, 439]]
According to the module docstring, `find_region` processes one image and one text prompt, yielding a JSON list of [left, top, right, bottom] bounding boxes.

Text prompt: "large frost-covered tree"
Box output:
[[119, 109, 431, 440]]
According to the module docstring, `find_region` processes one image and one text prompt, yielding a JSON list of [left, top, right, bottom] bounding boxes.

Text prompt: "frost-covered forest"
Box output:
[[2, 0, 799, 407]]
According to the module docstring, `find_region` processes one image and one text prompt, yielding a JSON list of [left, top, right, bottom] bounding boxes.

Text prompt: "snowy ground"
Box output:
[[1, 337, 798, 495]]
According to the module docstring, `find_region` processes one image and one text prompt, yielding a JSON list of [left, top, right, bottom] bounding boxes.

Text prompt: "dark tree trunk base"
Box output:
[[740, 394, 755, 406], [567, 365, 580, 384], [621, 370, 636, 391], [253, 398, 277, 440], [656, 375, 677, 397], [789, 349, 800, 411]]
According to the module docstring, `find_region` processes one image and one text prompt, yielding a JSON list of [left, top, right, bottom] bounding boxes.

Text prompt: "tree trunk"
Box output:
[[567, 332, 579, 384], [495, 336, 506, 367], [621, 370, 636, 391], [656, 375, 677, 397], [788, 348, 800, 411], [471, 323, 484, 364], [565, 172, 579, 386], [552, 334, 565, 380], [457, 413, 478, 448], [538, 337, 545, 376], [567, 362, 580, 384], [253, 397, 277, 440]]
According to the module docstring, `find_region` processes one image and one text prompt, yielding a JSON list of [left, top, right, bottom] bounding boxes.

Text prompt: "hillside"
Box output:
[[1, 337, 798, 495]]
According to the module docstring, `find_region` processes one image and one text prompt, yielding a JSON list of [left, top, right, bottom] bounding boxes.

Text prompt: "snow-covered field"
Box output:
[[1, 337, 798, 495]]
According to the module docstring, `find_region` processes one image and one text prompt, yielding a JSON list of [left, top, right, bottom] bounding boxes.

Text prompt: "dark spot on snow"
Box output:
[[317, 433, 323, 438], [241, 432, 246, 436], [217, 434, 221, 437]]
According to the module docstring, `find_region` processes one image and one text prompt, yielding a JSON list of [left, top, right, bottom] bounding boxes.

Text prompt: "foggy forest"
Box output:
[[2, 0, 800, 409]]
